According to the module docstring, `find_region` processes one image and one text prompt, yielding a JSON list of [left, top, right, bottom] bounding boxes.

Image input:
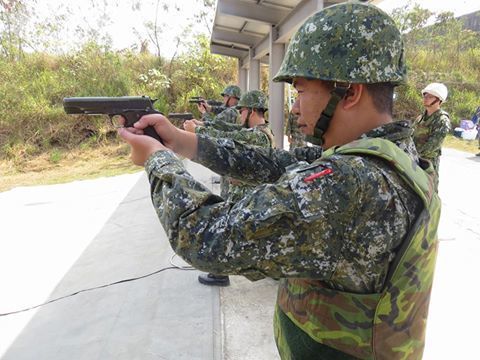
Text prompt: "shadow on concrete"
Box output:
[[466, 154, 480, 162]]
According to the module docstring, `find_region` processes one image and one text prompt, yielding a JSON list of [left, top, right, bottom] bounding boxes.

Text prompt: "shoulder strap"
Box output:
[[323, 138, 435, 204]]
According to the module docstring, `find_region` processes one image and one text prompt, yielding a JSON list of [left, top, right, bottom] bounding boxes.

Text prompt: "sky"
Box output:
[[378, 0, 480, 17], [32, 0, 480, 57], [34, 0, 209, 56]]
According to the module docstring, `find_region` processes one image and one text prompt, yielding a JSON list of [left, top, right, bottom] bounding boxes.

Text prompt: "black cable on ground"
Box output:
[[0, 262, 196, 317]]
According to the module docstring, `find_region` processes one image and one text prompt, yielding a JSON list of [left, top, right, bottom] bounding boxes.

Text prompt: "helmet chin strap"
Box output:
[[305, 85, 350, 146], [426, 98, 440, 107], [244, 109, 252, 128]]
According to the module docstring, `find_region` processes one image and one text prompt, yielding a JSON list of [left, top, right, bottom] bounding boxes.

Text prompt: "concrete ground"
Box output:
[[0, 147, 479, 359]]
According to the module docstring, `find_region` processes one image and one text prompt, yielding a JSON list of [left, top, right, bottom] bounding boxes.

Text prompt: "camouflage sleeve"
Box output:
[[214, 107, 239, 124], [291, 146, 324, 163], [145, 150, 361, 281], [210, 105, 226, 115], [201, 112, 215, 122], [419, 114, 451, 158], [195, 136, 323, 184], [196, 127, 271, 148], [195, 135, 300, 184], [203, 120, 244, 132], [285, 115, 292, 135]]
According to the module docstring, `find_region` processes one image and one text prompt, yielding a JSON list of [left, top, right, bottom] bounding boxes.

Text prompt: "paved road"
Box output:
[[424, 148, 480, 359], [0, 169, 222, 360], [0, 148, 479, 359]]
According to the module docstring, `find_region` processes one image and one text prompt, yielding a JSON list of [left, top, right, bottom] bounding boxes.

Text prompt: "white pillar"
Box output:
[[248, 48, 260, 90], [238, 61, 248, 93], [315, 0, 324, 10], [269, 28, 285, 149]]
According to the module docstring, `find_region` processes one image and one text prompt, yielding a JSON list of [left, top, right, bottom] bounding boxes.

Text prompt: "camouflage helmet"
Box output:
[[273, 2, 406, 85], [221, 85, 242, 99], [236, 90, 268, 110]]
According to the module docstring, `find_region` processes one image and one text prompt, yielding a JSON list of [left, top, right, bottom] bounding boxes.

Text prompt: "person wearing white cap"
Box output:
[[412, 82, 451, 189]]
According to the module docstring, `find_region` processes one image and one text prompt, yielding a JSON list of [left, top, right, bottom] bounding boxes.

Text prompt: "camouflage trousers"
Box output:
[[274, 305, 357, 360], [429, 157, 440, 192]]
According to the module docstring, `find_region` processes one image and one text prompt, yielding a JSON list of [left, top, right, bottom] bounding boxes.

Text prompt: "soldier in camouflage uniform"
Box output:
[[285, 112, 306, 149], [119, 2, 441, 359], [184, 90, 274, 286], [412, 82, 451, 189], [198, 85, 241, 125]]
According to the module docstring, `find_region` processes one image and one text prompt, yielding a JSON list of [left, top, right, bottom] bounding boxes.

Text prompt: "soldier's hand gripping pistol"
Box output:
[[63, 96, 163, 142]]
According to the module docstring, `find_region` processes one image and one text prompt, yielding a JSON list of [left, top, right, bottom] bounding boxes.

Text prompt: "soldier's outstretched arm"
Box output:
[[194, 135, 323, 184], [196, 126, 271, 148], [117, 113, 322, 185], [195, 135, 296, 184], [203, 119, 244, 132], [147, 150, 362, 281]]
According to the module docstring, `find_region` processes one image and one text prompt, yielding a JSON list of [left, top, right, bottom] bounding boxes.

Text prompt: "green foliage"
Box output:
[[49, 149, 62, 164], [2, 2, 478, 164], [167, 34, 237, 115], [391, 6, 480, 126], [0, 33, 236, 161]]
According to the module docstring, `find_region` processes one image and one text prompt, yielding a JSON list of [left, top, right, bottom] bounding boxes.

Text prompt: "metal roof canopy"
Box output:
[[211, 0, 347, 66], [209, 0, 381, 148]]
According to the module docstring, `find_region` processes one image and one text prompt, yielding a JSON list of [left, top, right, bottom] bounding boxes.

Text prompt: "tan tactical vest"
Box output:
[[277, 138, 441, 359]]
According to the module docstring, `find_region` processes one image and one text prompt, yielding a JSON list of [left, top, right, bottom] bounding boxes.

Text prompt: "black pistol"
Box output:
[[63, 96, 163, 142]]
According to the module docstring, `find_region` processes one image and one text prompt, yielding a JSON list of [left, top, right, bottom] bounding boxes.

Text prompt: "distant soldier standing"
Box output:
[[412, 82, 451, 188]]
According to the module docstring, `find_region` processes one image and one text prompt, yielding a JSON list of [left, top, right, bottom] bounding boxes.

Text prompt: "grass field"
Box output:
[[0, 134, 478, 193], [0, 143, 141, 192]]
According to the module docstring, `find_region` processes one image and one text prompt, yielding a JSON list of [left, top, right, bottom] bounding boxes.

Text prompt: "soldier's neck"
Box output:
[[248, 116, 265, 128], [426, 105, 441, 116]]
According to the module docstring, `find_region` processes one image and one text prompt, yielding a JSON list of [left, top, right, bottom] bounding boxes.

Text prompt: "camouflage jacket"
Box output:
[[210, 104, 227, 115], [195, 123, 273, 202], [202, 106, 239, 124], [412, 109, 450, 164], [275, 137, 440, 359], [145, 120, 422, 290], [203, 119, 244, 132], [285, 113, 306, 149]]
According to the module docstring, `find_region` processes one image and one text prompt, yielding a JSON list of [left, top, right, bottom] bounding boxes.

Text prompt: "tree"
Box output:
[[0, 0, 31, 59], [390, 4, 480, 125]]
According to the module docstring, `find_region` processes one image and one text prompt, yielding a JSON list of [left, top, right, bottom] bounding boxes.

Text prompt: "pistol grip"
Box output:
[[123, 111, 163, 143], [143, 126, 162, 142]]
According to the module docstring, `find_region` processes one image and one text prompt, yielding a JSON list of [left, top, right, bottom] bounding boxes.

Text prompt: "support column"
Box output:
[[268, 27, 285, 149], [315, 0, 324, 10], [237, 61, 248, 93], [248, 48, 260, 90]]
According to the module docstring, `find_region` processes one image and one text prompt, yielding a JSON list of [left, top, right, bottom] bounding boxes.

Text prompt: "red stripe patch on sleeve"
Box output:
[[303, 168, 333, 182]]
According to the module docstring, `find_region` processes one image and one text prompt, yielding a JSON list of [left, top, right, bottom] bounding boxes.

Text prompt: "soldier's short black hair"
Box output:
[[365, 83, 395, 115], [322, 80, 394, 115], [254, 109, 267, 117]]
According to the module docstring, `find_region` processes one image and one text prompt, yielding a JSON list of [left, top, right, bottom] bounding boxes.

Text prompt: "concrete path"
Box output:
[[0, 167, 221, 360], [1, 148, 479, 359]]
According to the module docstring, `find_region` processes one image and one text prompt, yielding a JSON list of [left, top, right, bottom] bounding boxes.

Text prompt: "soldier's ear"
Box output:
[[342, 84, 363, 110]]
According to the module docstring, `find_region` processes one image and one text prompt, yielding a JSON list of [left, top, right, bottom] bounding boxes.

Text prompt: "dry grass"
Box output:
[[0, 143, 141, 192], [444, 134, 479, 154]]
